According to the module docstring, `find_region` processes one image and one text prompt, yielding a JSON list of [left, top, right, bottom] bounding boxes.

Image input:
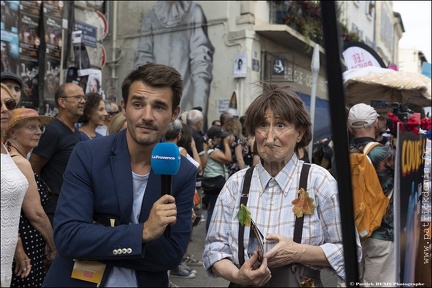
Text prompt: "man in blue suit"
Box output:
[[43, 64, 197, 287]]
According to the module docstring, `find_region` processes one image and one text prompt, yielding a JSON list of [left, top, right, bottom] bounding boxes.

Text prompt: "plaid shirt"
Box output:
[[202, 154, 362, 280]]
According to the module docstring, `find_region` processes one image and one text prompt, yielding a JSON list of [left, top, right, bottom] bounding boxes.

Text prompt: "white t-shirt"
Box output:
[[179, 146, 199, 168], [105, 172, 149, 287]]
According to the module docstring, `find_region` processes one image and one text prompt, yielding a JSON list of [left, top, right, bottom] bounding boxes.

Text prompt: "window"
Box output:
[[365, 1, 375, 18]]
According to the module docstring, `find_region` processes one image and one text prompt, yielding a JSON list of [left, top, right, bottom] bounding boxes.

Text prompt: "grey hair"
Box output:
[[165, 119, 183, 140], [186, 109, 203, 126], [104, 100, 113, 113]]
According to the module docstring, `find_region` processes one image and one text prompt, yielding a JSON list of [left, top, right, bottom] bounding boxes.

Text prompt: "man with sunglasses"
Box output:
[[29, 83, 85, 226], [1, 71, 23, 105]]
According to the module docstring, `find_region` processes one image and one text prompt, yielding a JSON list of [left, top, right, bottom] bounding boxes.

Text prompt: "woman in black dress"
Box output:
[[6, 108, 57, 287], [10, 175, 52, 287]]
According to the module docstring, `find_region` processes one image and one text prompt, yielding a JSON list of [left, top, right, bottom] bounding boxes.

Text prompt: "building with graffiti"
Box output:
[[1, 1, 408, 140]]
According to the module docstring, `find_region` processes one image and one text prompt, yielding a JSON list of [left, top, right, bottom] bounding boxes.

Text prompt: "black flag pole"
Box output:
[[320, 1, 359, 286]]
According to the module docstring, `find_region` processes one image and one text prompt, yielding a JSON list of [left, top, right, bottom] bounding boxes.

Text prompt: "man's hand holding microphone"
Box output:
[[142, 142, 180, 242]]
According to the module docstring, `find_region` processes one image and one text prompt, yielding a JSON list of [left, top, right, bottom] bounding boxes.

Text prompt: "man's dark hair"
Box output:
[[211, 119, 221, 126], [192, 106, 203, 112], [121, 63, 183, 110], [219, 111, 233, 127], [54, 83, 68, 108]]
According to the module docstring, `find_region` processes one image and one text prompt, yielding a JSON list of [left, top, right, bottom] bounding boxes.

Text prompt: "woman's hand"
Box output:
[[191, 138, 196, 149], [263, 234, 300, 268], [224, 135, 235, 145], [14, 237, 32, 278], [264, 233, 330, 267], [237, 251, 272, 286], [45, 244, 57, 262], [207, 138, 214, 149]]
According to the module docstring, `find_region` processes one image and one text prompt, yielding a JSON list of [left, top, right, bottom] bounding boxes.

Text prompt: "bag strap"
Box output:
[[386, 188, 394, 199], [237, 163, 310, 266], [362, 142, 381, 155], [238, 166, 254, 266], [293, 164, 311, 243]]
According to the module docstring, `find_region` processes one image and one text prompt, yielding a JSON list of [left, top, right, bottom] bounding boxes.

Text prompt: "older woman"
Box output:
[[1, 83, 29, 287], [203, 84, 361, 286], [78, 92, 107, 141], [6, 108, 57, 287]]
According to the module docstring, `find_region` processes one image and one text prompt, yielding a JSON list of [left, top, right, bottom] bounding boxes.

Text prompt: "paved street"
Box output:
[[170, 211, 229, 287], [170, 210, 339, 287]]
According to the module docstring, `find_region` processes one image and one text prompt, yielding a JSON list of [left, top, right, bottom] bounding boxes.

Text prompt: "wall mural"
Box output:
[[134, 1, 214, 123]]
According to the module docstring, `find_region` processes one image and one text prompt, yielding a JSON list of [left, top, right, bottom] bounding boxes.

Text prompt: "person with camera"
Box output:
[[375, 111, 393, 147], [202, 125, 234, 232]]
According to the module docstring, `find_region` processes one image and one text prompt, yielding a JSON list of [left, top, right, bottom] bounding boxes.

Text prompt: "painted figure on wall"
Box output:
[[135, 1, 214, 128]]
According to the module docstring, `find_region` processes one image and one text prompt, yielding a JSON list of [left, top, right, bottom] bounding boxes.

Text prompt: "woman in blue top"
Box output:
[[78, 93, 107, 141]]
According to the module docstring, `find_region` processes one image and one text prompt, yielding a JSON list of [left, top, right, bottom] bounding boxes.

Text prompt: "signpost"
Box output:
[[309, 44, 320, 158], [320, 1, 359, 285]]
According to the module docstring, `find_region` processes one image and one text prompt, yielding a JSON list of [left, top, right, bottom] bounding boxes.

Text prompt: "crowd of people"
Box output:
[[0, 64, 428, 287]]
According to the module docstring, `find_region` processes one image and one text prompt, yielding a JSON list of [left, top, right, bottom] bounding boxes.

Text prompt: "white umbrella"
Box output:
[[343, 67, 431, 108]]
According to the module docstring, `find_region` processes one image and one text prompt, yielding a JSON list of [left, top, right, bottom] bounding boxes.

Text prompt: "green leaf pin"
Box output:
[[238, 204, 251, 227]]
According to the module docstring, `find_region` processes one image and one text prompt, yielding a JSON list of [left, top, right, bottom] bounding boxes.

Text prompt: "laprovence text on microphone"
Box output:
[[151, 155, 177, 161]]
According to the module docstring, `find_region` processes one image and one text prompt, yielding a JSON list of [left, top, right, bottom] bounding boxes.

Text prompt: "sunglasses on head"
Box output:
[[1, 98, 17, 110]]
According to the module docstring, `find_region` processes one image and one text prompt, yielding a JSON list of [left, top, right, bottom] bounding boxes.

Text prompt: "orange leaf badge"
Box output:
[[301, 278, 315, 287], [292, 188, 316, 218]]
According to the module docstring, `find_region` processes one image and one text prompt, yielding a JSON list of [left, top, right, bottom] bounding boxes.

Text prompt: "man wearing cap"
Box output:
[[347, 103, 395, 285], [1, 71, 23, 104]]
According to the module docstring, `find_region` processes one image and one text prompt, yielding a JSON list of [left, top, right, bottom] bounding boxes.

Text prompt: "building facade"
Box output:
[[97, 1, 405, 128]]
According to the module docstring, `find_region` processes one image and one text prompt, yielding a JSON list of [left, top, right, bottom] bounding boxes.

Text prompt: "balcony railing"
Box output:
[[269, 1, 361, 46]]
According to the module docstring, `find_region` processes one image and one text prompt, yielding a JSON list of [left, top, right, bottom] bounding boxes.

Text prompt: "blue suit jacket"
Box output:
[[43, 130, 197, 287]]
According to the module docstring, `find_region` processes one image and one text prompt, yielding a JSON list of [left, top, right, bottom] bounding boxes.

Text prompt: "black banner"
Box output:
[[397, 129, 427, 283]]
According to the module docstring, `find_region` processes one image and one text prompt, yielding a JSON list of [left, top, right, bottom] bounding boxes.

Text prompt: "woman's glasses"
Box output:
[[1, 98, 17, 110], [24, 125, 46, 134]]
